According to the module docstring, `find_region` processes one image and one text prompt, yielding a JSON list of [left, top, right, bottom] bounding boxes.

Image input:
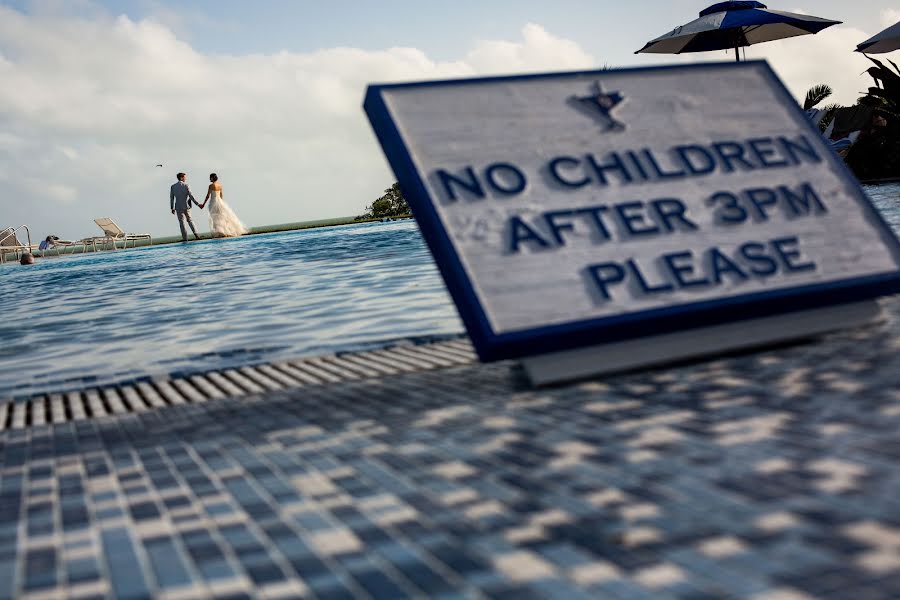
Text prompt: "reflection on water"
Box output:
[[0, 221, 463, 398], [2, 185, 899, 399], [866, 182, 900, 234]]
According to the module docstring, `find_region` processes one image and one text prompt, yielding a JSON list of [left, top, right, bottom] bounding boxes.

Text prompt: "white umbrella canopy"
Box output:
[[856, 21, 900, 54], [636, 1, 841, 61]]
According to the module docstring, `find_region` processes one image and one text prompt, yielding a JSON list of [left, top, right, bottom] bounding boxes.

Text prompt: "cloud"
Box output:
[[1, 6, 883, 242], [0, 8, 595, 239], [744, 25, 878, 107], [882, 9, 900, 28], [464, 23, 594, 74]]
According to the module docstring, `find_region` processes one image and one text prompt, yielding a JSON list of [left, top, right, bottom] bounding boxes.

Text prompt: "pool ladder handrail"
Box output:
[[0, 224, 37, 264]]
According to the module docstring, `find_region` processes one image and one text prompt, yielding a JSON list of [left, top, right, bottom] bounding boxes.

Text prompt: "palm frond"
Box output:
[[865, 54, 886, 70], [890, 59, 900, 77], [804, 84, 833, 110], [817, 104, 842, 133]]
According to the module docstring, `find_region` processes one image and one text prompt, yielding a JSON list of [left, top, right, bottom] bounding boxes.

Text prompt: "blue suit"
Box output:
[[170, 180, 201, 241]]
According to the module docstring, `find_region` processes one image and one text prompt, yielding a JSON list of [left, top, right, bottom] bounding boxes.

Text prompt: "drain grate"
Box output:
[[0, 339, 477, 431]]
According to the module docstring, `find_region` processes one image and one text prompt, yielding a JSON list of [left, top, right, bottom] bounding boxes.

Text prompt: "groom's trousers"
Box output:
[[176, 209, 199, 241]]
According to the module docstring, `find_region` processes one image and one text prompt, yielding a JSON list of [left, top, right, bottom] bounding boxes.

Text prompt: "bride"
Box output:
[[201, 173, 248, 237]]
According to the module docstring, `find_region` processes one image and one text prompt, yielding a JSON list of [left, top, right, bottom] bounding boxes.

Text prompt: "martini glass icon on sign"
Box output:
[[571, 82, 626, 132]]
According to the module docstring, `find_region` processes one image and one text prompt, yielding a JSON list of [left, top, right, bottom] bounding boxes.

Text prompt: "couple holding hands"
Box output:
[[170, 172, 248, 241]]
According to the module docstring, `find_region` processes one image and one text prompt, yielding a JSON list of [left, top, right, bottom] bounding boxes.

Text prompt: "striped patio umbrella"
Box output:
[[636, 1, 841, 62], [856, 21, 900, 54]]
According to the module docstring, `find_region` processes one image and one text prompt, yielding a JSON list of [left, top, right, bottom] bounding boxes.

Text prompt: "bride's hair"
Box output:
[[209, 173, 218, 182]]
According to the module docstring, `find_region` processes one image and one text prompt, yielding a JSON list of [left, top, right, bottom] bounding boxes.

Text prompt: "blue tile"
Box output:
[[90, 491, 117, 503], [309, 579, 358, 600], [101, 528, 152, 600], [218, 524, 266, 553], [0, 559, 15, 598], [288, 553, 333, 581], [268, 535, 312, 561], [66, 557, 102, 584], [29, 465, 53, 479], [222, 477, 268, 507], [429, 545, 491, 578], [26, 517, 55, 537], [529, 579, 599, 600], [482, 584, 545, 600], [0, 522, 19, 539], [586, 580, 669, 600], [245, 561, 288, 585], [162, 495, 192, 509], [351, 569, 410, 600], [128, 501, 161, 521], [392, 558, 456, 595], [84, 460, 110, 478], [185, 474, 218, 496], [180, 529, 217, 549], [62, 506, 90, 531], [95, 507, 125, 521], [234, 548, 273, 566], [198, 558, 237, 582], [257, 475, 301, 503], [124, 485, 150, 497], [24, 547, 56, 591], [204, 502, 235, 516], [28, 485, 53, 496], [143, 536, 193, 589], [118, 472, 143, 483], [292, 510, 334, 532]]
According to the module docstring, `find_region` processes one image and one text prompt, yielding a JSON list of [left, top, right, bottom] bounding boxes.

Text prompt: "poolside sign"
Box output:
[[364, 62, 900, 384]]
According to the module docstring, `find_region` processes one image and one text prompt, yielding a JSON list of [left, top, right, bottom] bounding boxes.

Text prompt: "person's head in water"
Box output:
[[177, 172, 186, 182], [209, 173, 218, 183], [20, 252, 34, 265]]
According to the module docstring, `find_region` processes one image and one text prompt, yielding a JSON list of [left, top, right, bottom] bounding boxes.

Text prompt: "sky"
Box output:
[[0, 0, 898, 239]]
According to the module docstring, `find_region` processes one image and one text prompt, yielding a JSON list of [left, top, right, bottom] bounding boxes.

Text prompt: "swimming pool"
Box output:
[[3, 184, 899, 399], [867, 182, 900, 234], [0, 221, 464, 399]]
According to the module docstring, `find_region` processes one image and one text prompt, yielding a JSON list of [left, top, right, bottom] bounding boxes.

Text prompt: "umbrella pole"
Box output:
[[734, 44, 740, 62]]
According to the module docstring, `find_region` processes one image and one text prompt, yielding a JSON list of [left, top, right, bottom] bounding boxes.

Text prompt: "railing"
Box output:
[[0, 225, 34, 264]]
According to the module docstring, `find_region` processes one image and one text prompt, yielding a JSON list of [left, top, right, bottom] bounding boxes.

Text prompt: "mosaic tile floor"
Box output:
[[2, 299, 900, 599]]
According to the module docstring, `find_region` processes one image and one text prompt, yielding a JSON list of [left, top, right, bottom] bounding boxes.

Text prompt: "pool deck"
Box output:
[[2, 298, 900, 599]]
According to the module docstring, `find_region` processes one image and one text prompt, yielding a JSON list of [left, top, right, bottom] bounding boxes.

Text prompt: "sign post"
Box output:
[[365, 62, 900, 385]]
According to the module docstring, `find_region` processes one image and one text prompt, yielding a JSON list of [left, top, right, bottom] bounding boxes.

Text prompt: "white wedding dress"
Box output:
[[207, 189, 248, 237]]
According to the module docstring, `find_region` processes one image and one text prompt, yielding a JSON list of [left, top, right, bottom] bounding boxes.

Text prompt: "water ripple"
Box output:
[[0, 221, 463, 398]]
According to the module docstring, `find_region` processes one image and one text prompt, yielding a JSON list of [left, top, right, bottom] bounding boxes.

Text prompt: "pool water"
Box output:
[[867, 182, 900, 234], [2, 184, 899, 399], [0, 221, 464, 399]]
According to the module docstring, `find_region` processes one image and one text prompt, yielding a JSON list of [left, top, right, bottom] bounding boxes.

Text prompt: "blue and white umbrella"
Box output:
[[636, 1, 841, 62], [856, 21, 900, 54]]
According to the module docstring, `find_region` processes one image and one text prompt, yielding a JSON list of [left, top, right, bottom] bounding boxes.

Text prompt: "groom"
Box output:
[[170, 172, 202, 242]]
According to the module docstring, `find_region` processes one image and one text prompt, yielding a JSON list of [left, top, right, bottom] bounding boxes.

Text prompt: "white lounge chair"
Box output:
[[38, 236, 98, 256], [0, 225, 40, 264], [92, 218, 152, 250]]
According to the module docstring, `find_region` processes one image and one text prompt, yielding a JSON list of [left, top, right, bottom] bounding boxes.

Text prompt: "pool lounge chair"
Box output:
[[0, 225, 40, 264], [38, 236, 98, 256], [92, 218, 152, 250]]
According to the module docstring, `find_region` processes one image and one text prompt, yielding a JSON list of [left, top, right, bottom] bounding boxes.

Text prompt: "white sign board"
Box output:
[[364, 62, 900, 363]]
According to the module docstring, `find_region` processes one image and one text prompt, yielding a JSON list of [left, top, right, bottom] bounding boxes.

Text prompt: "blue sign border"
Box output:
[[364, 61, 900, 362]]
